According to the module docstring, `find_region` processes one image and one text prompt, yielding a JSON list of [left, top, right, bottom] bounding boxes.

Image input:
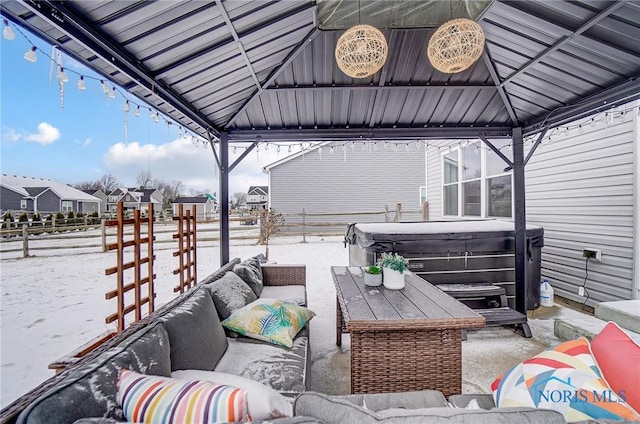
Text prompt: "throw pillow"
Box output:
[[591, 321, 640, 413], [117, 369, 251, 423], [172, 370, 293, 420], [491, 338, 640, 422], [233, 257, 263, 297], [221, 298, 315, 348], [205, 271, 257, 320]]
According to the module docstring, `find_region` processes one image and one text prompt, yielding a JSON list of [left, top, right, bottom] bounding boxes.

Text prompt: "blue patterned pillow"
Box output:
[[221, 298, 315, 348]]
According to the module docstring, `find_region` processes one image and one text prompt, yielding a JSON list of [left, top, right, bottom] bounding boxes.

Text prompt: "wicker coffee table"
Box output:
[[332, 266, 485, 397]]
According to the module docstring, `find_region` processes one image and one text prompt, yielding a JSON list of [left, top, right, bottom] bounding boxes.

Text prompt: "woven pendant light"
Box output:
[[335, 24, 388, 79], [428, 18, 485, 74]]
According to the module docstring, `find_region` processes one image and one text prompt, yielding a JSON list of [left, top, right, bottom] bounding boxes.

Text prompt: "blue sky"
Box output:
[[0, 22, 284, 195]]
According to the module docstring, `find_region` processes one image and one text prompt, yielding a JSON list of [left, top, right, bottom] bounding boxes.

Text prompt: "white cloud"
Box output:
[[1, 128, 22, 143], [102, 138, 303, 195], [73, 137, 92, 147], [24, 122, 61, 145]]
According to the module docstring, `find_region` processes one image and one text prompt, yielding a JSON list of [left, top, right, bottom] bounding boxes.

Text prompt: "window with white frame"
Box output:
[[442, 140, 512, 218], [419, 186, 427, 205], [62, 201, 73, 213], [20, 199, 27, 209]]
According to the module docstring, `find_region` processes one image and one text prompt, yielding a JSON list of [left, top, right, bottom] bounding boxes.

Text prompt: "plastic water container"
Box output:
[[540, 279, 554, 307]]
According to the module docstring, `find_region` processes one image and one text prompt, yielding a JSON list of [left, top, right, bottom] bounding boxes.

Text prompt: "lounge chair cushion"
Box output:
[[261, 285, 307, 306], [159, 288, 228, 371], [233, 257, 264, 297], [214, 335, 309, 396], [17, 323, 171, 424], [294, 391, 566, 423], [204, 271, 257, 320]]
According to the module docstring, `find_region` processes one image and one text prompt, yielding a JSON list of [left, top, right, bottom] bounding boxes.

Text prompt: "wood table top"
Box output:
[[332, 266, 485, 331]]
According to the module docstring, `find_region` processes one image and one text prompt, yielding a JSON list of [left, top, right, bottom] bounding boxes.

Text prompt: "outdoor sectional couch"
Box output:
[[7, 257, 639, 424], [12, 257, 313, 424]]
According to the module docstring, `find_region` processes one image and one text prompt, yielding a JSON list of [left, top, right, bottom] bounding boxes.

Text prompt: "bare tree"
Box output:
[[154, 179, 185, 209], [98, 174, 120, 193], [259, 209, 284, 260], [73, 174, 121, 193], [136, 171, 153, 189], [231, 192, 247, 209]]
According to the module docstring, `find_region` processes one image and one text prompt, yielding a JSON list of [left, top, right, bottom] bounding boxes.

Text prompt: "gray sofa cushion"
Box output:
[[335, 390, 449, 410], [214, 335, 309, 395], [448, 394, 496, 410], [17, 322, 171, 424], [158, 288, 228, 371], [261, 285, 307, 305], [233, 257, 264, 297], [204, 271, 257, 319], [294, 391, 566, 424]]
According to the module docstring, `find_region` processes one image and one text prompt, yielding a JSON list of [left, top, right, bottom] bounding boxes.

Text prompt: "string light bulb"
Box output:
[[3, 19, 15, 41], [133, 106, 140, 117], [107, 86, 116, 99], [57, 67, 69, 83], [123, 100, 130, 112], [100, 80, 109, 94], [76, 75, 87, 90], [24, 46, 37, 63]]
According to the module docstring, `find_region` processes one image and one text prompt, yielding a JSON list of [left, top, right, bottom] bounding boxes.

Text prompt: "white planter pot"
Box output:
[[383, 267, 405, 290], [363, 272, 383, 287]]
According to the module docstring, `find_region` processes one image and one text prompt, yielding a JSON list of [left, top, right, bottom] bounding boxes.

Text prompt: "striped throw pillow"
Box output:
[[117, 369, 251, 423]]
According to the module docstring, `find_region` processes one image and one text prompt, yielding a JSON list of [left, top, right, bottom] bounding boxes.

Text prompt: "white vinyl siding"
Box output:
[[267, 142, 427, 228], [525, 109, 637, 306]]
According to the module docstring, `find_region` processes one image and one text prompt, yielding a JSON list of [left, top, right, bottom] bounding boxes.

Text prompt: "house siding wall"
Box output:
[[37, 191, 62, 213], [1, 187, 24, 211], [426, 109, 638, 305], [525, 112, 637, 306], [268, 142, 426, 230]]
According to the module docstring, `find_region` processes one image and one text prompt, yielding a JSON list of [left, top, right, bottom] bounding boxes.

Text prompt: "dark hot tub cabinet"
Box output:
[[345, 220, 544, 337]]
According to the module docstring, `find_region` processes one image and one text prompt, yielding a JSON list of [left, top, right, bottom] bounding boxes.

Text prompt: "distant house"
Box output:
[[80, 189, 108, 214], [172, 194, 217, 219], [263, 141, 427, 226], [106, 187, 164, 215], [0, 174, 101, 215], [246, 186, 268, 211]]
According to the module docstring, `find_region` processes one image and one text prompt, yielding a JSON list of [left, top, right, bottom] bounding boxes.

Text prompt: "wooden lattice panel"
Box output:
[[172, 204, 197, 294], [104, 202, 156, 332]]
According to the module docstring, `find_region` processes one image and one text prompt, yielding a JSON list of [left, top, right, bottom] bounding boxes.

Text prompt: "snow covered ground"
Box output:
[[0, 223, 588, 408]]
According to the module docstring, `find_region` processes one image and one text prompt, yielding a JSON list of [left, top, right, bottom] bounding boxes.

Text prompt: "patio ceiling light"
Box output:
[[335, 24, 388, 79], [428, 18, 485, 74]]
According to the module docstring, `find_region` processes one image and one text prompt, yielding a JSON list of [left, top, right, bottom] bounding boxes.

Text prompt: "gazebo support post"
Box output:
[[219, 131, 230, 266], [512, 127, 528, 318]]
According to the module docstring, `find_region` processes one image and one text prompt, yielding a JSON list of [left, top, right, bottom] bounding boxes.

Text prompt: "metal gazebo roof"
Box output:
[[2, 0, 638, 142]]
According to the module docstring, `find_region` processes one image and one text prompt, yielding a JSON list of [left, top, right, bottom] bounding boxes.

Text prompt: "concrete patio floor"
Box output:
[[309, 299, 593, 397]]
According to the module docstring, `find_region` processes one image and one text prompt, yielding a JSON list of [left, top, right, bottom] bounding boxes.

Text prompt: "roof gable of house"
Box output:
[[0, 174, 100, 202], [248, 186, 268, 196]]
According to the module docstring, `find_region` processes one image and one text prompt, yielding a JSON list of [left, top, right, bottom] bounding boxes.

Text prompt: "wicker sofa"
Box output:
[[7, 258, 311, 424]]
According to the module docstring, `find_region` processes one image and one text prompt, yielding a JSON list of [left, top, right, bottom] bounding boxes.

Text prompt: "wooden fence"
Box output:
[[0, 203, 429, 257]]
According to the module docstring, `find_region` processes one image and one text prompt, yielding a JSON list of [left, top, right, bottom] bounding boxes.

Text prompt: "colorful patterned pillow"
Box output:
[[117, 369, 251, 423], [221, 298, 315, 348], [491, 338, 640, 422]]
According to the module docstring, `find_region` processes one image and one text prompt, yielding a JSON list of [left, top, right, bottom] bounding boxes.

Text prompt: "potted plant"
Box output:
[[363, 265, 383, 286], [378, 252, 409, 290]]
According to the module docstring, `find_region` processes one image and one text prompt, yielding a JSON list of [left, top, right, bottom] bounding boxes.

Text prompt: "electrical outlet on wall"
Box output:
[[583, 248, 602, 261]]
